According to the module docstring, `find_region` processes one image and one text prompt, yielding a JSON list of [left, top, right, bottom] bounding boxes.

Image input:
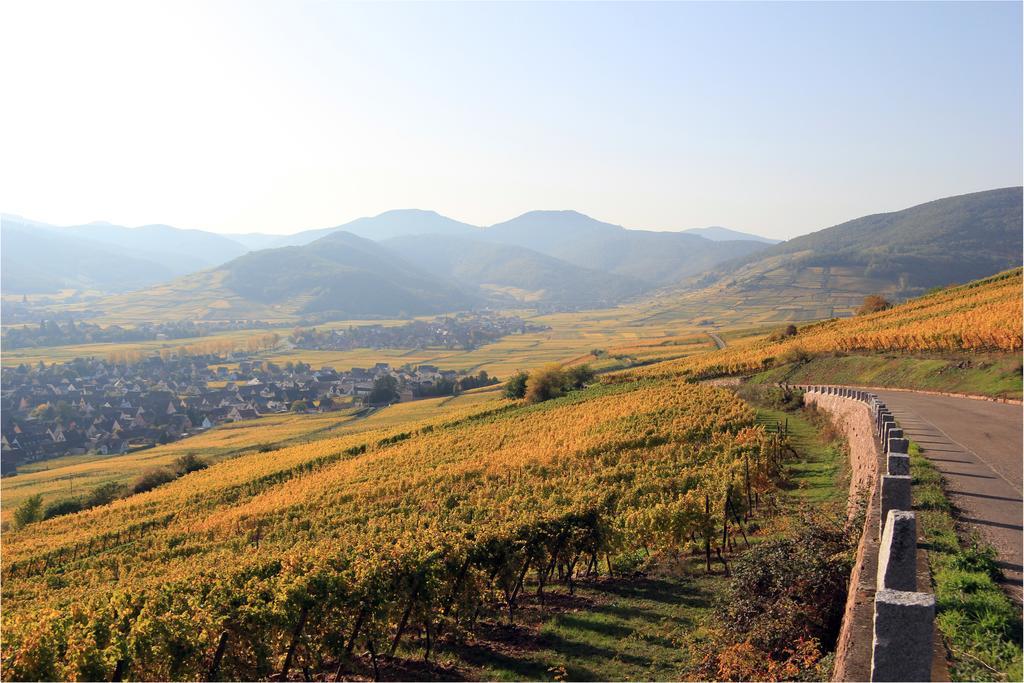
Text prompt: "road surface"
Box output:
[[707, 331, 727, 349], [871, 390, 1023, 602]]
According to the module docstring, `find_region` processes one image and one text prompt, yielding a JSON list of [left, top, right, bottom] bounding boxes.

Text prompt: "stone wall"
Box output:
[[799, 386, 940, 682]]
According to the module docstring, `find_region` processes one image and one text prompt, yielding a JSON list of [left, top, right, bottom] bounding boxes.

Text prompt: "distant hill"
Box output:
[[91, 231, 479, 321], [479, 210, 771, 284], [222, 232, 285, 251], [676, 187, 1024, 321], [383, 234, 649, 308], [0, 215, 250, 293], [61, 222, 249, 272], [681, 226, 779, 244], [0, 218, 178, 294], [271, 209, 478, 247], [700, 187, 1019, 294]]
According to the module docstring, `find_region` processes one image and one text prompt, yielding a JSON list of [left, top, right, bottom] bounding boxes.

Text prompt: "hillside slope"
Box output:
[[91, 231, 478, 321], [1, 216, 250, 293], [627, 268, 1023, 385], [383, 234, 650, 307], [272, 209, 478, 247], [0, 219, 178, 293], [691, 187, 1023, 296], [481, 210, 770, 284]]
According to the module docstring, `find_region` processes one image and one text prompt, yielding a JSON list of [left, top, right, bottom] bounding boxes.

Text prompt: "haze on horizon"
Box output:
[[2, 0, 1021, 239]]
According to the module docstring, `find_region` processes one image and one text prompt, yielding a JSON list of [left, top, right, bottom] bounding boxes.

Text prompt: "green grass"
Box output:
[[403, 571, 722, 681], [753, 398, 845, 505], [749, 352, 1022, 400], [910, 442, 1023, 681]]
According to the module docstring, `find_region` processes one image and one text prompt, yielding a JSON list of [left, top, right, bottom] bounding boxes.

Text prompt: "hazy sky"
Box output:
[[3, 1, 1021, 239]]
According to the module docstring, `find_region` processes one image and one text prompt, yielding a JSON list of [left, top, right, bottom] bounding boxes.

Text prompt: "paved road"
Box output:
[[707, 331, 727, 349], [872, 390, 1023, 602]]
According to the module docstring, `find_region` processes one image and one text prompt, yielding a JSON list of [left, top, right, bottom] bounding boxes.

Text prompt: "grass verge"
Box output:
[[910, 442, 1023, 681], [748, 352, 1022, 400]]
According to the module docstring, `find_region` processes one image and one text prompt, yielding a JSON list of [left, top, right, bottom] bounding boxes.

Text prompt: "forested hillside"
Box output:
[[691, 187, 1023, 297]]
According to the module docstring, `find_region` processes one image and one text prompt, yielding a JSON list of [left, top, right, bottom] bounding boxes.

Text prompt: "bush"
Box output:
[[525, 364, 568, 404], [43, 498, 84, 519], [132, 468, 177, 494], [712, 508, 856, 678], [565, 364, 595, 389], [504, 371, 528, 399], [768, 324, 799, 342], [856, 294, 891, 316], [174, 453, 208, 476], [12, 494, 43, 529], [85, 482, 127, 508], [780, 345, 813, 365]]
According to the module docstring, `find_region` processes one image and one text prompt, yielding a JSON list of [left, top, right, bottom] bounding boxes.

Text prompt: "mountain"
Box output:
[[0, 215, 251, 293], [1, 217, 178, 293], [383, 235, 649, 308], [681, 226, 779, 244], [60, 222, 249, 272], [479, 210, 771, 284], [219, 232, 284, 251], [680, 186, 1024, 319], [271, 209, 478, 247], [91, 231, 479, 321]]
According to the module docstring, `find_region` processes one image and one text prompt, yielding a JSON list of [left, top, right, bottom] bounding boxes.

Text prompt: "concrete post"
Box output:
[[877, 510, 917, 591], [883, 419, 899, 448], [888, 437, 909, 455], [880, 474, 912, 536], [871, 589, 935, 682], [887, 453, 911, 476], [879, 414, 895, 440]]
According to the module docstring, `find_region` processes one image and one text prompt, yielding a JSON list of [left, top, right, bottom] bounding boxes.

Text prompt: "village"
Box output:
[[289, 312, 548, 351], [0, 352, 498, 474]]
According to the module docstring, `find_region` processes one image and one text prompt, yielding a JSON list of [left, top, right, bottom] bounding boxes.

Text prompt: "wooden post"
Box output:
[[280, 604, 309, 679], [389, 576, 422, 656], [704, 494, 711, 573], [209, 631, 229, 680]]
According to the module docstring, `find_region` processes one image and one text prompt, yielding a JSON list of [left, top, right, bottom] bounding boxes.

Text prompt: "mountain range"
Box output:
[[2, 186, 1021, 321]]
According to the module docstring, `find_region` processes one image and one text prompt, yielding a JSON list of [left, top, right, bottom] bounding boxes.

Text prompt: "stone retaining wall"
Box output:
[[800, 386, 940, 682]]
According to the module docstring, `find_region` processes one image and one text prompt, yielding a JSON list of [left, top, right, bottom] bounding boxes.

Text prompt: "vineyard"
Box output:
[[1, 377, 791, 681], [625, 269, 1023, 383]]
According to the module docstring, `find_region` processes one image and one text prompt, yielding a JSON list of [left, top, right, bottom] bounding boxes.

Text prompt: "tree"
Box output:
[[132, 468, 176, 494], [174, 453, 208, 476], [565, 364, 595, 389], [367, 375, 400, 404], [857, 294, 891, 316], [504, 371, 528, 399], [12, 494, 43, 529], [525, 365, 568, 404], [43, 498, 83, 520]]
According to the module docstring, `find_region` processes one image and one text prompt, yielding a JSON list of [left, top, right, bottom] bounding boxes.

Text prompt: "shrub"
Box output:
[[85, 482, 127, 508], [780, 345, 813, 365], [504, 371, 529, 399], [768, 324, 799, 342], [43, 498, 84, 519], [174, 453, 208, 476], [565, 364, 595, 389], [12, 494, 43, 529], [856, 294, 891, 315], [132, 468, 177, 494], [711, 507, 856, 678], [525, 364, 568, 404]]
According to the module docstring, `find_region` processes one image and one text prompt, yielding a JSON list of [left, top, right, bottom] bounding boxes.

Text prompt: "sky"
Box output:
[[2, 1, 1021, 239]]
